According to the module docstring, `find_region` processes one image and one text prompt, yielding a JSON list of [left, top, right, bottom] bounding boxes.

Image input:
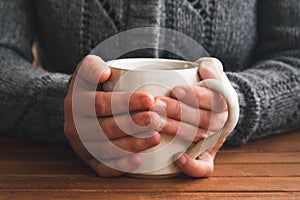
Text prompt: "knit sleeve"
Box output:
[[225, 0, 300, 145], [0, 0, 71, 144]]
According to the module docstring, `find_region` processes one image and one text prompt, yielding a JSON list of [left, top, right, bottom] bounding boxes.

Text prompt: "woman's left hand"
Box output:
[[152, 57, 229, 177]]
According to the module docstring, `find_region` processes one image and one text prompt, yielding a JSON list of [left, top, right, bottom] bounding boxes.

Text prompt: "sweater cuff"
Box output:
[[224, 72, 261, 146], [17, 72, 71, 145]]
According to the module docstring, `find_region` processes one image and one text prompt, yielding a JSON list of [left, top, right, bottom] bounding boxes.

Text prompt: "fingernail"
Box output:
[[175, 153, 187, 166], [173, 88, 186, 99]]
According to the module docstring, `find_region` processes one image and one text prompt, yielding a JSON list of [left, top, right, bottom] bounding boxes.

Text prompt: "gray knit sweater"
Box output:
[[0, 0, 299, 146]]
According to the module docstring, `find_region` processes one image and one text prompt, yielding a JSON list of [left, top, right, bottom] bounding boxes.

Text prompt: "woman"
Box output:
[[0, 0, 299, 177]]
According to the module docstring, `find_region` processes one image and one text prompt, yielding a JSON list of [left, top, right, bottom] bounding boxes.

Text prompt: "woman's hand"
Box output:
[[64, 55, 163, 177], [152, 57, 229, 177]]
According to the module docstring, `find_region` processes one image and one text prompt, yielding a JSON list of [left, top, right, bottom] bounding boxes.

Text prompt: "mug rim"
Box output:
[[106, 58, 199, 72]]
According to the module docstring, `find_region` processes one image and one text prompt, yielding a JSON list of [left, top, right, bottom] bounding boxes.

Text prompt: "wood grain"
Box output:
[[0, 131, 299, 199], [1, 192, 300, 200], [1, 163, 300, 177], [1, 175, 300, 192]]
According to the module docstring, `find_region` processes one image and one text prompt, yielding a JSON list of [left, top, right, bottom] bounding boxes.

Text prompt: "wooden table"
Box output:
[[1, 131, 299, 200]]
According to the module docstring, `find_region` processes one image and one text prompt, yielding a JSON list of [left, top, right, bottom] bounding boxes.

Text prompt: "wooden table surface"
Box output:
[[1, 131, 300, 200]]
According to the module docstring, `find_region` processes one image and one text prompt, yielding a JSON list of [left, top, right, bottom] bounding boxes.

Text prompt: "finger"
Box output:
[[171, 85, 228, 112], [85, 132, 161, 159], [195, 57, 223, 80], [64, 111, 164, 143], [174, 139, 225, 177], [70, 138, 142, 177], [88, 155, 142, 177], [174, 152, 214, 177], [99, 112, 165, 140], [66, 55, 111, 107], [153, 97, 228, 131], [196, 57, 232, 86], [64, 116, 111, 142], [76, 55, 111, 84], [73, 90, 154, 117], [95, 91, 154, 116], [159, 117, 215, 142]]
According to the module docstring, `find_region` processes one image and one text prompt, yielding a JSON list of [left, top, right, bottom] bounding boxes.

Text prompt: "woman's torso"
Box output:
[[35, 0, 258, 73]]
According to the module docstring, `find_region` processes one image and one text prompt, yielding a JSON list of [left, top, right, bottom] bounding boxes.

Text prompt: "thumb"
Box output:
[[76, 55, 111, 84], [196, 57, 232, 86], [196, 57, 223, 80]]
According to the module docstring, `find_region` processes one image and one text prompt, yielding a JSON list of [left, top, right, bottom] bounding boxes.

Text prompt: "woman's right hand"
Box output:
[[63, 55, 162, 177]]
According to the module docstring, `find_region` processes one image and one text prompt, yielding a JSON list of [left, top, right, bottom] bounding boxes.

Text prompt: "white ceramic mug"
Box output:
[[103, 58, 239, 178]]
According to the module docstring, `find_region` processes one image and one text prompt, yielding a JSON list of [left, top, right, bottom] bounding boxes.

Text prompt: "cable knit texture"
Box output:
[[0, 0, 299, 146]]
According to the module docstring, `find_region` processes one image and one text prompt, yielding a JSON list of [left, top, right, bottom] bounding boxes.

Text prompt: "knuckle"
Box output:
[[205, 57, 223, 69], [135, 112, 152, 127], [198, 57, 223, 72], [79, 55, 105, 82], [80, 56, 94, 72], [185, 86, 199, 105], [210, 57, 223, 67], [196, 57, 210, 64], [95, 94, 108, 116], [131, 112, 161, 132], [81, 55, 98, 68], [173, 101, 182, 119], [195, 89, 205, 106], [128, 140, 141, 153]]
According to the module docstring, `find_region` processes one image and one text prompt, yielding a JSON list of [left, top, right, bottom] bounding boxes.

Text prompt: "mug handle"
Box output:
[[186, 79, 240, 158]]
